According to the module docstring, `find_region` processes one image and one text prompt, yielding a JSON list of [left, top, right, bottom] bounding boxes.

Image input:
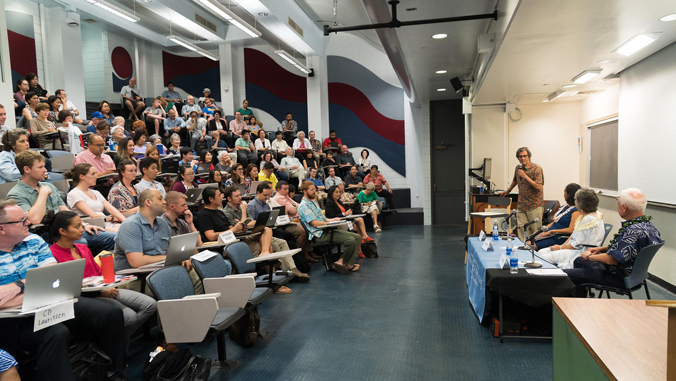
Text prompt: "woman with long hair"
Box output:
[[97, 100, 115, 124], [22, 91, 40, 121], [133, 129, 148, 155], [247, 116, 261, 137], [117, 137, 136, 165], [171, 164, 197, 194], [46, 95, 62, 124], [0, 129, 30, 184], [260, 151, 288, 181], [145, 145, 161, 171], [26, 72, 49, 101], [107, 160, 140, 214], [243, 163, 258, 194], [225, 163, 245, 187], [198, 150, 215, 173], [207, 169, 227, 193], [65, 163, 126, 232], [325, 185, 373, 256], [14, 78, 29, 114]]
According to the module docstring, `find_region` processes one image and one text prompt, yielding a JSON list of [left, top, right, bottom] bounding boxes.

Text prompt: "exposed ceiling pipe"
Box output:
[[324, 0, 497, 36]]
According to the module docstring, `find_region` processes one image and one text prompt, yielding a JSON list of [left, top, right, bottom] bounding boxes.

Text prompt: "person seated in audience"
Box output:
[[26, 72, 49, 101], [280, 147, 306, 184], [247, 116, 262, 137], [131, 119, 145, 134], [325, 185, 374, 246], [14, 78, 29, 115], [111, 126, 125, 148], [258, 162, 278, 190], [300, 148, 316, 171], [210, 130, 229, 152], [167, 133, 181, 156], [306, 167, 326, 191], [237, 99, 254, 123], [201, 98, 218, 120], [0, 200, 126, 380], [271, 131, 289, 162], [235, 130, 257, 167], [49, 211, 156, 347], [161, 82, 182, 105], [322, 129, 342, 150], [344, 165, 363, 188], [338, 183, 356, 206], [207, 110, 227, 137], [272, 181, 301, 219], [86, 111, 104, 133], [116, 137, 137, 168], [133, 129, 149, 155], [55, 89, 82, 124], [163, 108, 185, 139], [199, 88, 211, 108], [244, 163, 258, 194], [143, 98, 165, 136], [298, 181, 361, 274], [537, 188, 604, 269], [324, 167, 343, 189], [65, 164, 126, 232], [74, 134, 117, 192], [308, 130, 323, 160], [135, 157, 166, 196], [208, 169, 227, 193], [120, 77, 145, 120], [0, 105, 10, 142], [260, 151, 288, 181], [22, 91, 40, 121], [198, 150, 215, 173], [145, 145, 161, 168], [171, 164, 197, 194], [0, 129, 29, 184], [321, 150, 338, 177], [564, 188, 662, 294], [108, 160, 140, 214], [29, 103, 57, 148], [215, 150, 233, 173], [46, 95, 62, 124], [336, 144, 360, 178], [225, 163, 245, 188], [96, 100, 115, 124], [113, 116, 131, 138], [358, 183, 382, 233], [364, 165, 394, 209], [358, 149, 371, 174], [163, 191, 202, 246], [96, 120, 113, 148], [229, 111, 247, 139], [255, 130, 271, 158], [159, 97, 178, 117], [248, 181, 314, 265], [187, 110, 211, 149], [181, 95, 202, 118], [0, 349, 19, 380], [292, 131, 311, 160], [178, 146, 198, 172], [528, 183, 582, 250], [281, 112, 297, 144]]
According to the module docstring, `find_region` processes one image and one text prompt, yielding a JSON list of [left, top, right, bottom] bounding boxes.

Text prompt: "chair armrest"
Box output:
[[203, 277, 255, 308], [156, 297, 218, 343]]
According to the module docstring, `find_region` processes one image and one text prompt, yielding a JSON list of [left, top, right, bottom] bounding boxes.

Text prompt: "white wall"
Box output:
[[81, 22, 107, 102], [471, 106, 507, 191], [0, 0, 15, 124], [46, 8, 85, 114]]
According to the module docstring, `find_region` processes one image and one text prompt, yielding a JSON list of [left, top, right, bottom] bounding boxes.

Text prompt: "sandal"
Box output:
[[374, 225, 382, 233], [358, 251, 365, 258], [363, 237, 374, 242], [348, 264, 361, 272], [332, 262, 348, 275], [276, 285, 292, 294]]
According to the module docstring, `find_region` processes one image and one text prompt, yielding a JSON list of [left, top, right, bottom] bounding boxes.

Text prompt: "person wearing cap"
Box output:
[[199, 88, 211, 108], [87, 111, 104, 133]]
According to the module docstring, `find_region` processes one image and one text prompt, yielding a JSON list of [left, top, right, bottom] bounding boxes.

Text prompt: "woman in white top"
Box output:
[[65, 163, 126, 232], [359, 149, 371, 173], [292, 131, 310, 150], [538, 188, 605, 269], [255, 130, 271, 159]]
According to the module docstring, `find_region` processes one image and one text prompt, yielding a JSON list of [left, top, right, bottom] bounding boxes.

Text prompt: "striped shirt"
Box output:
[[0, 234, 56, 286], [0, 350, 17, 372]]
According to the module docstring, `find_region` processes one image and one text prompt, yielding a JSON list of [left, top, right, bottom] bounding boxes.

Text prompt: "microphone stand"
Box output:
[[524, 229, 542, 268]]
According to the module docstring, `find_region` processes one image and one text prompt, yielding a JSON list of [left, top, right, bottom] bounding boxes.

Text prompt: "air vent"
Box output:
[[288, 16, 304, 38], [81, 19, 97, 23], [195, 13, 217, 33]]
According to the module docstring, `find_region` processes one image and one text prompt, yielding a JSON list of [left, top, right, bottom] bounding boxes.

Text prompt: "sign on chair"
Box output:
[[218, 231, 237, 244]]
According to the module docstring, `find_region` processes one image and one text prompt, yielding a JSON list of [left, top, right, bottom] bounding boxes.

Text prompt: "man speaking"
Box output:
[[500, 147, 544, 241]]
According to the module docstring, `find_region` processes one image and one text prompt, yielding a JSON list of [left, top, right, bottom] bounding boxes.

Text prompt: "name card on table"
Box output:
[[218, 231, 237, 244], [479, 230, 486, 241], [482, 239, 493, 251], [276, 215, 290, 226], [499, 253, 508, 269], [191, 250, 218, 262], [32, 299, 75, 332]]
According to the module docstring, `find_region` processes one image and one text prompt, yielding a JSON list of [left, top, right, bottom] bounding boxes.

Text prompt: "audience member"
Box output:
[[244, 164, 258, 194], [281, 112, 297, 135], [271, 131, 289, 162], [86, 111, 104, 133], [0, 105, 10, 141], [163, 191, 202, 246], [225, 163, 245, 189], [229, 111, 246, 138], [22, 91, 39, 121], [171, 164, 197, 194], [113, 116, 132, 138], [116, 137, 137, 167], [167, 133, 181, 155], [181, 95, 202, 118], [344, 165, 363, 188], [280, 147, 306, 183], [29, 103, 57, 148], [46, 95, 63, 124], [292, 131, 311, 157], [199, 150, 215, 172], [322, 129, 342, 149], [529, 183, 582, 250], [358, 149, 371, 174], [260, 151, 288, 181], [298, 181, 361, 274], [208, 110, 227, 137], [164, 108, 185, 139], [303, 150, 318, 172], [324, 167, 343, 189], [159, 97, 177, 117], [309, 130, 323, 159], [272, 181, 301, 219], [255, 130, 271, 157], [74, 134, 117, 185], [237, 99, 253, 122], [108, 159, 140, 214], [161, 82, 182, 104], [14, 79, 29, 114], [247, 116, 261, 137], [364, 165, 394, 209], [0, 129, 29, 184], [111, 125, 125, 147], [564, 188, 662, 295], [215, 150, 233, 172], [120, 78, 145, 120], [187, 110, 211, 149], [358, 183, 382, 233], [55, 89, 82, 122], [258, 161, 278, 189], [131, 119, 146, 133], [208, 169, 227, 192], [135, 157, 166, 196], [306, 167, 325, 191], [325, 185, 373, 245], [198, 88, 211, 107], [336, 145, 360, 178], [143, 98, 166, 135], [201, 98, 218, 120], [26, 72, 49, 101], [65, 163, 126, 232], [235, 130, 257, 166], [133, 129, 148, 155], [97, 100, 115, 124], [321, 150, 338, 178]]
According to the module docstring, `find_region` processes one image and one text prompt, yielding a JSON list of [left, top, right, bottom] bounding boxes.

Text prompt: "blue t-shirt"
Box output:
[[0, 234, 56, 285]]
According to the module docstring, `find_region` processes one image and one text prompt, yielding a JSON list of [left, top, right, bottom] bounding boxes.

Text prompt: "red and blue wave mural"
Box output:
[[7, 11, 38, 88], [111, 46, 134, 93], [328, 56, 405, 176], [244, 48, 308, 132], [162, 51, 221, 101]]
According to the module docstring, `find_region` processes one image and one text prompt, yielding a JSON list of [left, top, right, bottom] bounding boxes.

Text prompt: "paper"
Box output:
[[347, 221, 354, 230], [482, 239, 493, 251], [479, 230, 486, 241], [217, 231, 237, 244], [33, 299, 75, 332], [498, 254, 507, 269], [526, 269, 567, 276], [191, 250, 218, 262], [276, 215, 290, 225]]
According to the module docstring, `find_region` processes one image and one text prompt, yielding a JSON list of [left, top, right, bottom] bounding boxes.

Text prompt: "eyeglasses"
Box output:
[[1, 215, 29, 225], [517, 155, 529, 158]]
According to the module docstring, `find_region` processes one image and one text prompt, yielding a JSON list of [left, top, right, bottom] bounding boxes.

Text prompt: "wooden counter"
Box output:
[[468, 192, 517, 234]]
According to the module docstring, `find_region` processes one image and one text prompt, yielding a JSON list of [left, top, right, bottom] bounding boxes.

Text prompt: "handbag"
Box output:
[[361, 241, 379, 258], [69, 342, 112, 381], [229, 309, 261, 348], [144, 348, 212, 381]]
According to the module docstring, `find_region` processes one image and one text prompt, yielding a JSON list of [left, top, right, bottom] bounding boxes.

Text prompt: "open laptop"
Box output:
[[0, 259, 86, 313], [250, 210, 279, 234], [198, 183, 219, 189], [164, 232, 201, 267], [197, 163, 211, 174], [185, 188, 204, 203], [272, 206, 286, 215]]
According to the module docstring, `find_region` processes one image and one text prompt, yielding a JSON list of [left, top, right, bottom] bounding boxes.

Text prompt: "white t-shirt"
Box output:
[[255, 138, 271, 151], [67, 187, 106, 217], [58, 100, 77, 112]]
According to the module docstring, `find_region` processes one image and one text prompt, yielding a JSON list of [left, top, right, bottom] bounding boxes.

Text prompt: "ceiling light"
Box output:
[[432, 34, 447, 39], [569, 91, 579, 96], [167, 35, 219, 61], [571, 70, 601, 84], [274, 50, 311, 74], [597, 59, 617, 64], [541, 100, 549, 103], [193, 0, 262, 38], [436, 70, 447, 74], [437, 88, 447, 92], [613, 33, 660, 56], [547, 91, 568, 102], [659, 14, 676, 22], [85, 0, 139, 22], [561, 84, 577, 88]]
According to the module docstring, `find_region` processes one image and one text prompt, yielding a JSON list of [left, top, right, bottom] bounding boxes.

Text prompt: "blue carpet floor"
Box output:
[[123, 226, 675, 380]]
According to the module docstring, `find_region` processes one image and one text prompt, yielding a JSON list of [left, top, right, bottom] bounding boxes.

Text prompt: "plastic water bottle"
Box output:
[[507, 239, 518, 274], [492, 221, 499, 241]]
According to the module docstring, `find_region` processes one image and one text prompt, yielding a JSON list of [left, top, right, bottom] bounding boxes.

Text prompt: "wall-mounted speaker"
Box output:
[[450, 77, 463, 93]]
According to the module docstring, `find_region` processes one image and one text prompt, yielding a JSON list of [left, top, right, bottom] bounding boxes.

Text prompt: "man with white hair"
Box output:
[[564, 188, 662, 293]]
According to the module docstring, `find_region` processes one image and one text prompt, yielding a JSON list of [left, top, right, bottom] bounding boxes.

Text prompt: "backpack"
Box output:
[[194, 140, 209, 155], [69, 342, 112, 381], [229, 308, 260, 347], [143, 348, 211, 381], [362, 241, 379, 258]]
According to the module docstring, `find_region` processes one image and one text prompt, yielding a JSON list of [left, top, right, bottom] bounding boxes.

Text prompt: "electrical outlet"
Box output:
[[416, 194, 419, 199]]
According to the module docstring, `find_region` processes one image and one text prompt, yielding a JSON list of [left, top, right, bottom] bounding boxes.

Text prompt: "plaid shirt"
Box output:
[[0, 234, 56, 285], [298, 197, 326, 240]]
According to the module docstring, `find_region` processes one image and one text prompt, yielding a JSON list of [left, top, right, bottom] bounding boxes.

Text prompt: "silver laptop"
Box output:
[[185, 188, 204, 203], [198, 183, 219, 189], [164, 232, 200, 267], [5, 259, 86, 313], [248, 181, 261, 195]]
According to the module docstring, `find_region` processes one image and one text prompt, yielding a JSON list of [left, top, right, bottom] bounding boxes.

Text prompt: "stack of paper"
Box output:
[[525, 269, 568, 276]]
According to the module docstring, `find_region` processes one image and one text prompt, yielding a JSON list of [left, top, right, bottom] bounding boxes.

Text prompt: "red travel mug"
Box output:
[[100, 254, 115, 284]]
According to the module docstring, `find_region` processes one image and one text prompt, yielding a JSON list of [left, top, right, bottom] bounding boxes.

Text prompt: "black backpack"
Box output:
[[143, 348, 211, 381], [229, 309, 261, 348], [362, 241, 379, 258], [69, 342, 112, 381]]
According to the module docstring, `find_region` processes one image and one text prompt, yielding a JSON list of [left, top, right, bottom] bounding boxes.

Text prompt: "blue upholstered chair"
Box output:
[[223, 242, 294, 290]]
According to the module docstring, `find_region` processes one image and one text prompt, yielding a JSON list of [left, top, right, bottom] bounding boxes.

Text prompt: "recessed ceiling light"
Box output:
[[432, 34, 447, 39], [571, 70, 602, 84], [437, 88, 447, 92], [613, 33, 661, 56], [597, 59, 617, 64], [659, 13, 676, 22], [561, 84, 577, 88], [436, 70, 447, 74]]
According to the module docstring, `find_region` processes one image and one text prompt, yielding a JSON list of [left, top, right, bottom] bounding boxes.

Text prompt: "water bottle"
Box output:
[[492, 221, 499, 241], [112, 141, 118, 151], [507, 238, 518, 274], [109, 141, 114, 151]]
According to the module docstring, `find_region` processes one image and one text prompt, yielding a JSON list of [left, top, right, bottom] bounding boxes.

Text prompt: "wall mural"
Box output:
[[244, 48, 308, 133], [111, 46, 133, 93], [327, 55, 405, 176], [7, 11, 38, 87], [162, 51, 221, 101]]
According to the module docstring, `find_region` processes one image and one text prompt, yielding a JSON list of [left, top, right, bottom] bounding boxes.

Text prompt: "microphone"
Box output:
[[517, 218, 539, 230], [538, 225, 548, 233]]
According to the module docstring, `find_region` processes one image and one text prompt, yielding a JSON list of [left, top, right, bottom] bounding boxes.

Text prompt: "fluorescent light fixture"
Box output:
[[613, 33, 660, 56], [571, 70, 601, 84], [659, 14, 676, 22], [436, 70, 447, 74], [561, 84, 577, 88], [167, 35, 219, 61], [569, 91, 579, 96], [85, 0, 139, 22], [437, 88, 447, 92], [193, 0, 262, 38], [432, 34, 447, 39], [274, 50, 311, 74], [597, 59, 617, 64], [541, 100, 549, 103], [547, 91, 568, 102]]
